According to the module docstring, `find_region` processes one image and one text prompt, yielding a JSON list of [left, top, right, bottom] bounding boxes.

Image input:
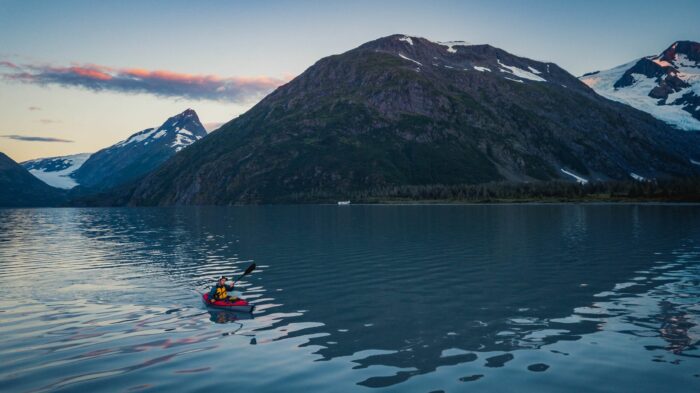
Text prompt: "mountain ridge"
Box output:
[[21, 109, 207, 192], [119, 34, 700, 205]]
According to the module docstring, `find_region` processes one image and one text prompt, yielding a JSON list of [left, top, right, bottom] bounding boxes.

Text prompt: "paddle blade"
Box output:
[[243, 263, 256, 277]]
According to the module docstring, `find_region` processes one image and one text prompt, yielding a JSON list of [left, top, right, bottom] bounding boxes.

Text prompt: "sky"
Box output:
[[1, 0, 698, 162]]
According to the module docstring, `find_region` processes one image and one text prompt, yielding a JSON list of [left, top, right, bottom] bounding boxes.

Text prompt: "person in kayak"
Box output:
[[209, 276, 239, 303]]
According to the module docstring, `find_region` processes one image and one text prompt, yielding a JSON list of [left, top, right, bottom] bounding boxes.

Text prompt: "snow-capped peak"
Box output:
[[22, 109, 209, 191], [580, 41, 700, 131], [115, 108, 207, 150]]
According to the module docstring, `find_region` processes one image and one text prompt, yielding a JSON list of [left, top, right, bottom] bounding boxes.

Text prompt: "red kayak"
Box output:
[[202, 293, 254, 313]]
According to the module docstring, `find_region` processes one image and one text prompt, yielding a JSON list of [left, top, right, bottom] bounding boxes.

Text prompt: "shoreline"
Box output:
[[5, 199, 700, 209]]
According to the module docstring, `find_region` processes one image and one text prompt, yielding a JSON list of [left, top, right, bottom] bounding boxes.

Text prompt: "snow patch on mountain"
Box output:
[[398, 53, 422, 66], [116, 128, 156, 147], [22, 153, 91, 189], [630, 173, 647, 181], [438, 41, 470, 54], [474, 66, 491, 72], [171, 129, 203, 152], [497, 60, 547, 82], [398, 36, 413, 46], [561, 168, 588, 184]]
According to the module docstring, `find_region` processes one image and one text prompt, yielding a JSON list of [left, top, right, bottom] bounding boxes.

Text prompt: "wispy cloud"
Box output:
[[1, 61, 290, 103], [39, 119, 61, 124], [0, 61, 19, 69], [28, 106, 41, 111], [2, 134, 73, 143]]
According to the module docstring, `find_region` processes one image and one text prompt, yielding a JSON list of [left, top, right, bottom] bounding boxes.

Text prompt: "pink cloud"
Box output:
[[0, 60, 291, 103]]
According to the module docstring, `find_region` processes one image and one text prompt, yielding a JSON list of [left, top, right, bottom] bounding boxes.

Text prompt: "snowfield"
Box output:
[[580, 48, 700, 131], [24, 153, 91, 189]]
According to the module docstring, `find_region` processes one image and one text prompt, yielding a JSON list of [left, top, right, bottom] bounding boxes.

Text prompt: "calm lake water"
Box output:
[[0, 205, 699, 392]]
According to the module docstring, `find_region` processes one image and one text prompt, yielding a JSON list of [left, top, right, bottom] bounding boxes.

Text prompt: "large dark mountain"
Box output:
[[72, 108, 207, 191], [580, 41, 700, 131], [126, 35, 700, 205], [0, 152, 65, 207]]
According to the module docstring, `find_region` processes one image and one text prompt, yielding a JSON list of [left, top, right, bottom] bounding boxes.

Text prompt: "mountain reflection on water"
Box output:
[[0, 205, 698, 392]]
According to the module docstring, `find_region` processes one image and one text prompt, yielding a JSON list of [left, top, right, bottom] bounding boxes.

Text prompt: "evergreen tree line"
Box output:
[[288, 178, 700, 203]]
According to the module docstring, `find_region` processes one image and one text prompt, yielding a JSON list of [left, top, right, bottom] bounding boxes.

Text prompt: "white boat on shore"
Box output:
[[337, 201, 351, 205]]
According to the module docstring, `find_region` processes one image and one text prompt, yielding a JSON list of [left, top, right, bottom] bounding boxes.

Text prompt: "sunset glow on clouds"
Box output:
[[0, 61, 289, 103]]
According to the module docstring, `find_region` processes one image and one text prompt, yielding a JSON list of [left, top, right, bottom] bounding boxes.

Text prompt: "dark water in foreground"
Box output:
[[0, 205, 699, 392]]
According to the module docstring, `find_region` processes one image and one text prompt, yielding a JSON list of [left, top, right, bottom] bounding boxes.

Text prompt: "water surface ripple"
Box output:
[[0, 205, 698, 392]]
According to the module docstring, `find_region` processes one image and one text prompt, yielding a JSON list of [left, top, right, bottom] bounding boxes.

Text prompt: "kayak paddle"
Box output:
[[233, 263, 256, 284]]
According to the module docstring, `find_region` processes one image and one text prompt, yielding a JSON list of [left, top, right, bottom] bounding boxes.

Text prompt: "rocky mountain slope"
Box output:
[[0, 152, 65, 207], [123, 35, 700, 205]]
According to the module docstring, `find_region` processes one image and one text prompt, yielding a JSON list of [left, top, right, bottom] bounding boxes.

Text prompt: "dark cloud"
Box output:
[[1, 61, 289, 103], [2, 135, 73, 143]]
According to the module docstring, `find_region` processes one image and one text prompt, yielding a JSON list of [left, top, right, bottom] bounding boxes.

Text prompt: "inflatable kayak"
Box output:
[[202, 293, 254, 313]]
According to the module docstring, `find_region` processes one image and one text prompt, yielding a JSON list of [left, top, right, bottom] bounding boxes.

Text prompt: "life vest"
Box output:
[[214, 284, 232, 300]]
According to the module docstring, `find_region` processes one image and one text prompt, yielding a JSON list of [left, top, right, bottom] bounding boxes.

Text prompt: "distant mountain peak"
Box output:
[[35, 109, 210, 191], [659, 40, 700, 64], [21, 109, 210, 192], [580, 40, 700, 131], [116, 108, 207, 151], [170, 108, 200, 123]]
